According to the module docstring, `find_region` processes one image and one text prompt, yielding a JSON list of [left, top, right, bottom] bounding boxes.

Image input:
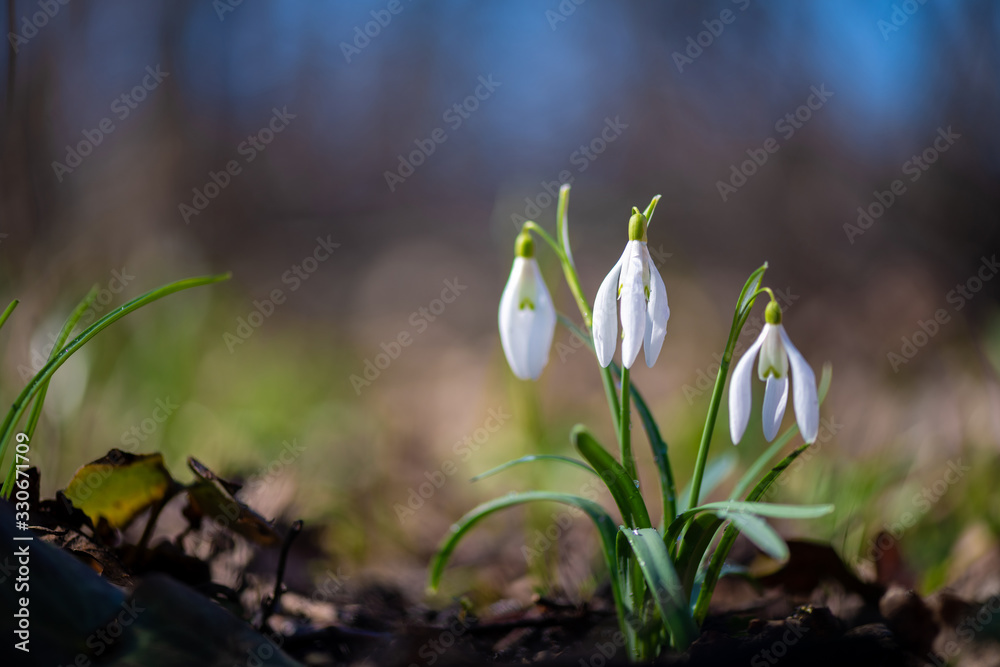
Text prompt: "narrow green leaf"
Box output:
[[470, 455, 595, 482], [23, 286, 99, 443], [0, 273, 230, 497], [572, 425, 652, 530], [672, 513, 725, 604], [686, 500, 834, 520], [735, 263, 769, 318], [641, 194, 662, 228], [667, 499, 832, 550], [721, 512, 788, 561], [729, 363, 832, 501], [618, 527, 698, 649], [0, 299, 18, 333], [427, 491, 629, 640]]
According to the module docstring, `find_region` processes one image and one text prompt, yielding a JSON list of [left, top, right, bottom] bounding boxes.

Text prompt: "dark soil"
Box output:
[[6, 471, 998, 667]]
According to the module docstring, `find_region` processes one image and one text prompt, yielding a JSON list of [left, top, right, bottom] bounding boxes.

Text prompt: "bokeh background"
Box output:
[[2, 0, 999, 603]]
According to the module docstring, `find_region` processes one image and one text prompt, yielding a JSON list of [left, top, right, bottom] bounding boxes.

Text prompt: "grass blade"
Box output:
[[0, 273, 229, 497], [21, 286, 99, 443], [427, 491, 629, 640], [0, 299, 18, 333], [470, 455, 595, 482]]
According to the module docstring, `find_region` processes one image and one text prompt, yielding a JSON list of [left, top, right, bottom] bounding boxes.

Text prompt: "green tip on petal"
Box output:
[[765, 300, 782, 325], [514, 230, 534, 258], [628, 210, 647, 242]]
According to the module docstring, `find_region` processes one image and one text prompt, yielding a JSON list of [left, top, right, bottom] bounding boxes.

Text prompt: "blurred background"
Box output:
[[1, 0, 999, 604]]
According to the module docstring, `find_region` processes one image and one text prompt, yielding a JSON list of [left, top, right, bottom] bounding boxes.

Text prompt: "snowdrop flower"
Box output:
[[592, 210, 670, 369], [729, 301, 819, 445], [498, 231, 557, 380]]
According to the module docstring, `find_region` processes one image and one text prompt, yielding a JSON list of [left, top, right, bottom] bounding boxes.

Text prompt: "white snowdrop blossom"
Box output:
[[498, 231, 557, 380], [592, 210, 670, 369], [729, 301, 819, 445]]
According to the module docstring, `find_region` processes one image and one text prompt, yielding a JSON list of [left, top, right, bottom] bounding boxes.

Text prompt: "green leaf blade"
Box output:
[[572, 425, 652, 530], [618, 527, 698, 650], [469, 455, 595, 482]]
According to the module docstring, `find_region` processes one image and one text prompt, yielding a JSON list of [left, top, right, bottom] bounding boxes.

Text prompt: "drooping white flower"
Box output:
[[592, 210, 670, 369], [729, 301, 819, 444], [498, 231, 557, 380]]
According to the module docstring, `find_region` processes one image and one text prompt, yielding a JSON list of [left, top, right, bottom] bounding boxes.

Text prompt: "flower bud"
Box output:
[[628, 208, 647, 242], [765, 300, 782, 325], [514, 230, 534, 258]]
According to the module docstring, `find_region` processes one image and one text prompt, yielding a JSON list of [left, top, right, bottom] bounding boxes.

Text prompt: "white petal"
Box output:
[[592, 248, 627, 368], [498, 258, 530, 379], [619, 241, 646, 369], [779, 326, 819, 444], [643, 248, 670, 368], [761, 376, 789, 441], [729, 328, 768, 445], [523, 259, 556, 379], [757, 324, 789, 380]]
